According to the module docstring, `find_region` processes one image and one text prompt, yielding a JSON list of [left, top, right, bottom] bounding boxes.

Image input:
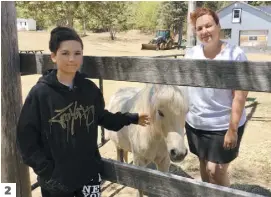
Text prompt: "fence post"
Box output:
[[1, 2, 32, 197], [99, 77, 106, 145]]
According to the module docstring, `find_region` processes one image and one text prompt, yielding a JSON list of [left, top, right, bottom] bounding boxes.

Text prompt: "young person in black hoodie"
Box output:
[[16, 26, 150, 197]]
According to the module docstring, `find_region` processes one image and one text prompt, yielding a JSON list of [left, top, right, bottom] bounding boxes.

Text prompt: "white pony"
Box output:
[[105, 84, 189, 173]]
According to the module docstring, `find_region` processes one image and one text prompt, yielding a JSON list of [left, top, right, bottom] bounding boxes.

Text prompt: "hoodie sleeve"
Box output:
[[16, 89, 53, 179], [96, 90, 139, 131]]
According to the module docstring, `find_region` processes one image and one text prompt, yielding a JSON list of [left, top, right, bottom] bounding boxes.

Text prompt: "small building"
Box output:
[[17, 18, 36, 31], [217, 1, 271, 51]]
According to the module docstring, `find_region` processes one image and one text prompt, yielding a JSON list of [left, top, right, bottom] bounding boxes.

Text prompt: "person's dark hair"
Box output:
[[49, 26, 83, 53], [190, 7, 220, 27]]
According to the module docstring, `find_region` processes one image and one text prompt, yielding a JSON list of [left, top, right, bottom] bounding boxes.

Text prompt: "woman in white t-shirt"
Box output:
[[184, 7, 248, 187]]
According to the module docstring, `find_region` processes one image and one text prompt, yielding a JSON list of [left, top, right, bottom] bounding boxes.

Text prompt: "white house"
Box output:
[[217, 2, 271, 50], [17, 18, 36, 31]]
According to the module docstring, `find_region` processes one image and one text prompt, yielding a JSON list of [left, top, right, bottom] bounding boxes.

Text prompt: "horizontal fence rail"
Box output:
[[102, 158, 265, 197], [20, 54, 271, 92]]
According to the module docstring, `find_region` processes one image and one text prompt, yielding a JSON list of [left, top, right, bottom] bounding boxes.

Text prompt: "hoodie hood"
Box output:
[[37, 69, 88, 91]]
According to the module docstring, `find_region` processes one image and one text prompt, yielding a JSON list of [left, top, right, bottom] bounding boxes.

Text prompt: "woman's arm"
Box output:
[[229, 50, 249, 131], [229, 90, 248, 132], [224, 50, 248, 149]]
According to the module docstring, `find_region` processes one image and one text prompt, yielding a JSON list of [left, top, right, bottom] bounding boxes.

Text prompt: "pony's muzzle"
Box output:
[[169, 148, 188, 162]]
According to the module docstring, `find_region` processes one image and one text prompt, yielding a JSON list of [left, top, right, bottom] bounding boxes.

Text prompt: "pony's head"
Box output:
[[148, 85, 188, 162]]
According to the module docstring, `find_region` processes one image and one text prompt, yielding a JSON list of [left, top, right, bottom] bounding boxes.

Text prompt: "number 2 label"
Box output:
[[1, 183, 16, 197], [5, 186, 11, 195]]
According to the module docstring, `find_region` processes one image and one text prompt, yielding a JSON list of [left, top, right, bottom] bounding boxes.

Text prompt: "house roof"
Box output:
[[17, 18, 35, 21], [217, 1, 271, 17], [256, 6, 271, 15]]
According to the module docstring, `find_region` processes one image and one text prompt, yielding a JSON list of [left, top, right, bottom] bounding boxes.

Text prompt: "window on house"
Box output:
[[25, 22, 27, 25], [249, 36, 257, 41], [220, 29, 232, 39], [232, 9, 242, 23]]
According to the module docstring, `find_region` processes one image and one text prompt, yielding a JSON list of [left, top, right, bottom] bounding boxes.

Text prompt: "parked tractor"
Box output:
[[141, 30, 174, 50]]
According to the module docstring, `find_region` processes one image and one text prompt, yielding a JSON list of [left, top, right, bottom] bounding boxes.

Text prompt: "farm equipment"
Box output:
[[141, 30, 174, 50]]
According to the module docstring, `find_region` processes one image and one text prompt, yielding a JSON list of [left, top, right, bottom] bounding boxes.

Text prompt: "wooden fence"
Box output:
[[102, 158, 264, 197], [2, 2, 271, 197], [20, 54, 271, 92], [19, 53, 271, 197]]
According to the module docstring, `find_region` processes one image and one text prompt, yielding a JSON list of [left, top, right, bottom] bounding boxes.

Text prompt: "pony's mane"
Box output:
[[132, 84, 187, 115], [152, 85, 187, 116]]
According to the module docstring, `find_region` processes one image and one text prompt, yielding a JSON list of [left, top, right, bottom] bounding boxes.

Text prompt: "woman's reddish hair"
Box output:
[[190, 7, 220, 27]]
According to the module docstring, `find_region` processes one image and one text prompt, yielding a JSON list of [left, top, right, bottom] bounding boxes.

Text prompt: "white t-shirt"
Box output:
[[185, 42, 247, 131]]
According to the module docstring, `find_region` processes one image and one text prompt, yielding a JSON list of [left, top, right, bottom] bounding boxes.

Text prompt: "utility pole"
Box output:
[[186, 1, 197, 48]]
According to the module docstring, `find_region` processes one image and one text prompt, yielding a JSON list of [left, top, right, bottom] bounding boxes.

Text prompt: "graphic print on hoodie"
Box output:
[[16, 69, 138, 193], [48, 100, 95, 142]]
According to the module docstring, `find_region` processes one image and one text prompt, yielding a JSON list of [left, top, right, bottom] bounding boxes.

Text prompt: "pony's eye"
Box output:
[[158, 110, 164, 117]]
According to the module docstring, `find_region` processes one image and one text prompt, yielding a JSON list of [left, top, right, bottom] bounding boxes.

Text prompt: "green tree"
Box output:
[[158, 2, 187, 32], [90, 2, 130, 40], [74, 2, 97, 35], [16, 1, 50, 29], [248, 1, 271, 6], [16, 1, 81, 29], [196, 1, 232, 12], [132, 2, 161, 32]]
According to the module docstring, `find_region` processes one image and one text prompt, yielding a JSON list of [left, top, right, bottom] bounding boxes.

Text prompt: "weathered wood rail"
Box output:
[[20, 54, 271, 92], [102, 158, 265, 197], [19, 49, 44, 54]]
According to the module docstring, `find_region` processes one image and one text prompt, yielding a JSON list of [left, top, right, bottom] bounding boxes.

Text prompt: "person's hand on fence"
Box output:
[[223, 129, 238, 150], [138, 113, 150, 126]]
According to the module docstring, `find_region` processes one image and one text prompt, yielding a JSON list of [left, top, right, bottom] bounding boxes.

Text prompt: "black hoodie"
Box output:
[[16, 69, 139, 193]]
